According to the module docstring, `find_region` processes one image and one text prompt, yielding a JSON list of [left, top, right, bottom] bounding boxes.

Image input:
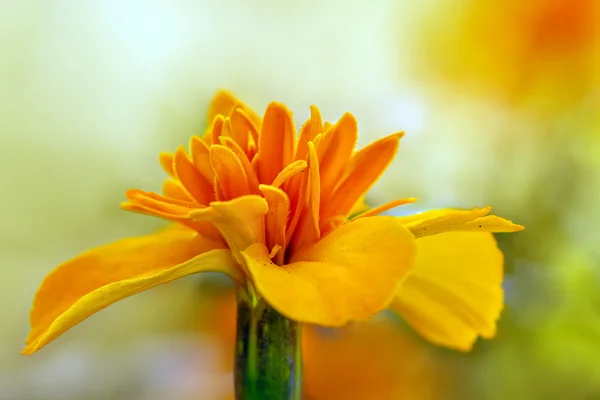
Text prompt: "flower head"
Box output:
[[23, 91, 523, 355]]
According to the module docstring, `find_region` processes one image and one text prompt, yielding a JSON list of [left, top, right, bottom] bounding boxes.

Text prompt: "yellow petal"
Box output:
[[189, 195, 268, 264], [390, 232, 504, 351], [398, 207, 524, 238], [23, 226, 242, 355], [243, 216, 416, 326], [350, 198, 417, 220]]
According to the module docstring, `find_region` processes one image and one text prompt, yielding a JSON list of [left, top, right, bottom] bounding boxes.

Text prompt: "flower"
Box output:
[[23, 90, 522, 355]]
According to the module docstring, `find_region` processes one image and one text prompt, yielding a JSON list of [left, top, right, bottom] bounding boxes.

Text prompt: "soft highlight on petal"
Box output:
[[243, 217, 416, 326], [23, 226, 241, 355], [391, 231, 504, 351]]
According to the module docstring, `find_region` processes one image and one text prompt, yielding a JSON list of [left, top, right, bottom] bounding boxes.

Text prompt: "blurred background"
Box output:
[[1, 0, 598, 399]]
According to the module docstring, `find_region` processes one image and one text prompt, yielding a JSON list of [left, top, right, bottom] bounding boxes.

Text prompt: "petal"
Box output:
[[350, 198, 417, 220], [207, 90, 261, 129], [398, 207, 524, 238], [243, 216, 416, 326], [289, 142, 320, 252], [256, 102, 295, 184], [162, 179, 192, 201], [318, 113, 358, 199], [158, 152, 175, 177], [271, 159, 307, 189], [287, 105, 321, 216], [209, 144, 251, 200], [322, 133, 402, 221], [189, 195, 268, 265], [295, 105, 322, 162], [189, 135, 214, 183], [23, 226, 242, 354], [219, 136, 261, 194], [229, 108, 260, 156], [259, 184, 290, 265], [173, 147, 215, 205], [390, 232, 504, 351]]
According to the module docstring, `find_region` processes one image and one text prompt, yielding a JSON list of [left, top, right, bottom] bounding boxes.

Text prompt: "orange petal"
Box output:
[[159, 152, 175, 177], [397, 207, 524, 238], [125, 189, 195, 217], [296, 105, 322, 162], [173, 147, 215, 205], [318, 113, 358, 199], [189, 135, 214, 183], [390, 232, 504, 351], [23, 226, 241, 354], [290, 106, 322, 218], [230, 108, 260, 156], [259, 184, 290, 265], [243, 216, 416, 326], [209, 144, 251, 200], [162, 179, 192, 201], [290, 142, 320, 252], [121, 202, 218, 238], [322, 133, 402, 221], [189, 195, 268, 265], [219, 136, 261, 195], [256, 102, 295, 184], [207, 90, 261, 130]]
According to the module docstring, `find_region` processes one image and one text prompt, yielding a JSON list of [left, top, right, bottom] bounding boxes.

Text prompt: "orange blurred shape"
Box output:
[[303, 321, 439, 400], [415, 0, 597, 113]]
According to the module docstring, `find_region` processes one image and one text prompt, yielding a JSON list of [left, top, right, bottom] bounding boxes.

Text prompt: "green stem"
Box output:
[[234, 288, 302, 400]]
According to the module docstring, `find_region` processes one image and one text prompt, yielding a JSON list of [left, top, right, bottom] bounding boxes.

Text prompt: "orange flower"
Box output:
[[23, 91, 522, 355]]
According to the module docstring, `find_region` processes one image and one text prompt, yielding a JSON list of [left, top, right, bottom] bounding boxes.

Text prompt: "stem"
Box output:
[[234, 288, 302, 400]]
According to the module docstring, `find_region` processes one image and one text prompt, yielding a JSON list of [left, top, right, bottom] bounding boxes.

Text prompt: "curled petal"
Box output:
[[189, 195, 268, 264], [398, 207, 524, 238], [23, 226, 241, 354], [391, 232, 504, 351], [243, 217, 416, 326]]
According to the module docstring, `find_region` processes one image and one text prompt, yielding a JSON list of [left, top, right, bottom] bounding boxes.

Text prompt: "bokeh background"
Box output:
[[2, 0, 598, 399]]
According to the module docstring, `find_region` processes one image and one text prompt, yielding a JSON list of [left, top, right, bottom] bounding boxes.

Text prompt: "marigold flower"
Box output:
[[23, 91, 522, 355]]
